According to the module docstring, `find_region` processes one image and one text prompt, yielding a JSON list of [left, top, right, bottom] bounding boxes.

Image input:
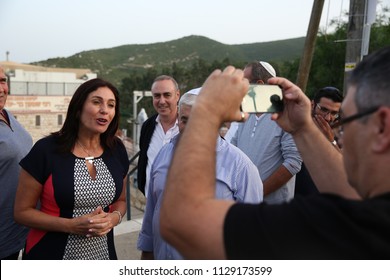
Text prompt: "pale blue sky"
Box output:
[[0, 0, 388, 63]]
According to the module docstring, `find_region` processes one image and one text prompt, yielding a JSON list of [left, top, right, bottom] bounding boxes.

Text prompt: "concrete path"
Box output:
[[114, 206, 144, 260]]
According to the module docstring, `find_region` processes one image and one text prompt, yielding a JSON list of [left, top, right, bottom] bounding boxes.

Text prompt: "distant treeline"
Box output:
[[118, 17, 390, 136]]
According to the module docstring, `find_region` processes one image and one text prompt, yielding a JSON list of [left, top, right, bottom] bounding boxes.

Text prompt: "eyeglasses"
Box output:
[[331, 106, 379, 139], [315, 103, 340, 119]]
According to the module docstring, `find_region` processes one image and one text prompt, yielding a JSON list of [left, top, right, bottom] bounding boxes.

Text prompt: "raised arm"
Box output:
[[269, 77, 360, 199], [160, 66, 249, 259]]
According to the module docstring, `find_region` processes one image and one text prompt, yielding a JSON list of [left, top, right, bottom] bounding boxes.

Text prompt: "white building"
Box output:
[[1, 61, 97, 142]]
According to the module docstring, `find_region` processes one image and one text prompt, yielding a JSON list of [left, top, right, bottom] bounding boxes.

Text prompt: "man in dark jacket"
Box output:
[[137, 75, 180, 196]]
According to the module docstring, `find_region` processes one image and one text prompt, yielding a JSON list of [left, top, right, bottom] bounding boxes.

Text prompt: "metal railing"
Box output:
[[125, 151, 140, 221]]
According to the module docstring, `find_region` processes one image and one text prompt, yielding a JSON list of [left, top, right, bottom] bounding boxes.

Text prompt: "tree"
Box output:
[[118, 12, 390, 139], [281, 7, 389, 98]]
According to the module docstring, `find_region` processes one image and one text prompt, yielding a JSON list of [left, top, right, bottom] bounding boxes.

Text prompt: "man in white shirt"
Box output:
[[137, 75, 180, 196]]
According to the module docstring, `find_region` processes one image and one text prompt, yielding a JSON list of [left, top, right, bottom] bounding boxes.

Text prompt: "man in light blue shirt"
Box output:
[[231, 61, 302, 204], [137, 88, 263, 259]]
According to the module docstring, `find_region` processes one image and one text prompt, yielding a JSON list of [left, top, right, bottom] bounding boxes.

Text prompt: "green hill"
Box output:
[[32, 35, 305, 85]]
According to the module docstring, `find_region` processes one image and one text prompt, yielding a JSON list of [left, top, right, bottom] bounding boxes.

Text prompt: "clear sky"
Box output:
[[0, 0, 388, 63]]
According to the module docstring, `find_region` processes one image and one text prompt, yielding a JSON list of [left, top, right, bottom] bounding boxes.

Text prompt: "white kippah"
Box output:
[[259, 61, 276, 77]]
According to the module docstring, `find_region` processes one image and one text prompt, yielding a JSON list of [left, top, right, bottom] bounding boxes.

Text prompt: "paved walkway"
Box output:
[[114, 206, 144, 260]]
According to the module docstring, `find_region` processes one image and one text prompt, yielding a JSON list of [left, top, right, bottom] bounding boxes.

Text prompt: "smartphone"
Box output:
[[241, 84, 283, 113]]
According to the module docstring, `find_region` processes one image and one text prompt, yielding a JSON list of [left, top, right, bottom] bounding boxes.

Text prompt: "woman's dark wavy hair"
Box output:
[[52, 78, 121, 153]]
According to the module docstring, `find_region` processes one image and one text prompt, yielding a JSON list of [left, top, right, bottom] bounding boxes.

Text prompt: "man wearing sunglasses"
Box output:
[[160, 46, 390, 259], [295, 87, 343, 196]]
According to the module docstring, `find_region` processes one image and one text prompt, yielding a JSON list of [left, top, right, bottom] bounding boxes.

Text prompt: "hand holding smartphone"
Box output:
[[241, 84, 283, 113]]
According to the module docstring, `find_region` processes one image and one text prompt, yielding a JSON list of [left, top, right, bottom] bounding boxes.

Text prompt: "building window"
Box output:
[[58, 114, 63, 126], [36, 115, 41, 126]]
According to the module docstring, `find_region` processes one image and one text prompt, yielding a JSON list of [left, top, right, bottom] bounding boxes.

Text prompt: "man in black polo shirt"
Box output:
[[160, 46, 390, 259]]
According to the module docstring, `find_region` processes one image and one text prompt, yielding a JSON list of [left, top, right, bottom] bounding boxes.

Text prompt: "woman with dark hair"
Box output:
[[14, 78, 129, 260]]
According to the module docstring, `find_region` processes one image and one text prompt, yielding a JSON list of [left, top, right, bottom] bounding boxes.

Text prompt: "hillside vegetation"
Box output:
[[32, 35, 305, 85]]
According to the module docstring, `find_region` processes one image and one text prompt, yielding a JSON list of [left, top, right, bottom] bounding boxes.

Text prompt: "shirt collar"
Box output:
[[155, 114, 179, 127]]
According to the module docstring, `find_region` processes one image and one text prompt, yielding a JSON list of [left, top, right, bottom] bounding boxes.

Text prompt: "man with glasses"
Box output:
[[312, 87, 343, 147], [295, 87, 343, 196], [160, 46, 390, 259]]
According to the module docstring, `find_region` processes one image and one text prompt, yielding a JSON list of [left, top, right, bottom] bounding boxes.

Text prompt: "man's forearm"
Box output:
[[293, 122, 360, 199], [160, 67, 247, 259], [263, 165, 293, 196], [160, 98, 222, 256]]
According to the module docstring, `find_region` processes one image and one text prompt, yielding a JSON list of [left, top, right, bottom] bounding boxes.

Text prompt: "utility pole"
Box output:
[[296, 0, 325, 93], [343, 0, 367, 94]]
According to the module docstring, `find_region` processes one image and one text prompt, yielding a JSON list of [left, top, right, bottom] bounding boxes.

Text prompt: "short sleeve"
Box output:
[[114, 140, 130, 178], [19, 136, 54, 185]]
